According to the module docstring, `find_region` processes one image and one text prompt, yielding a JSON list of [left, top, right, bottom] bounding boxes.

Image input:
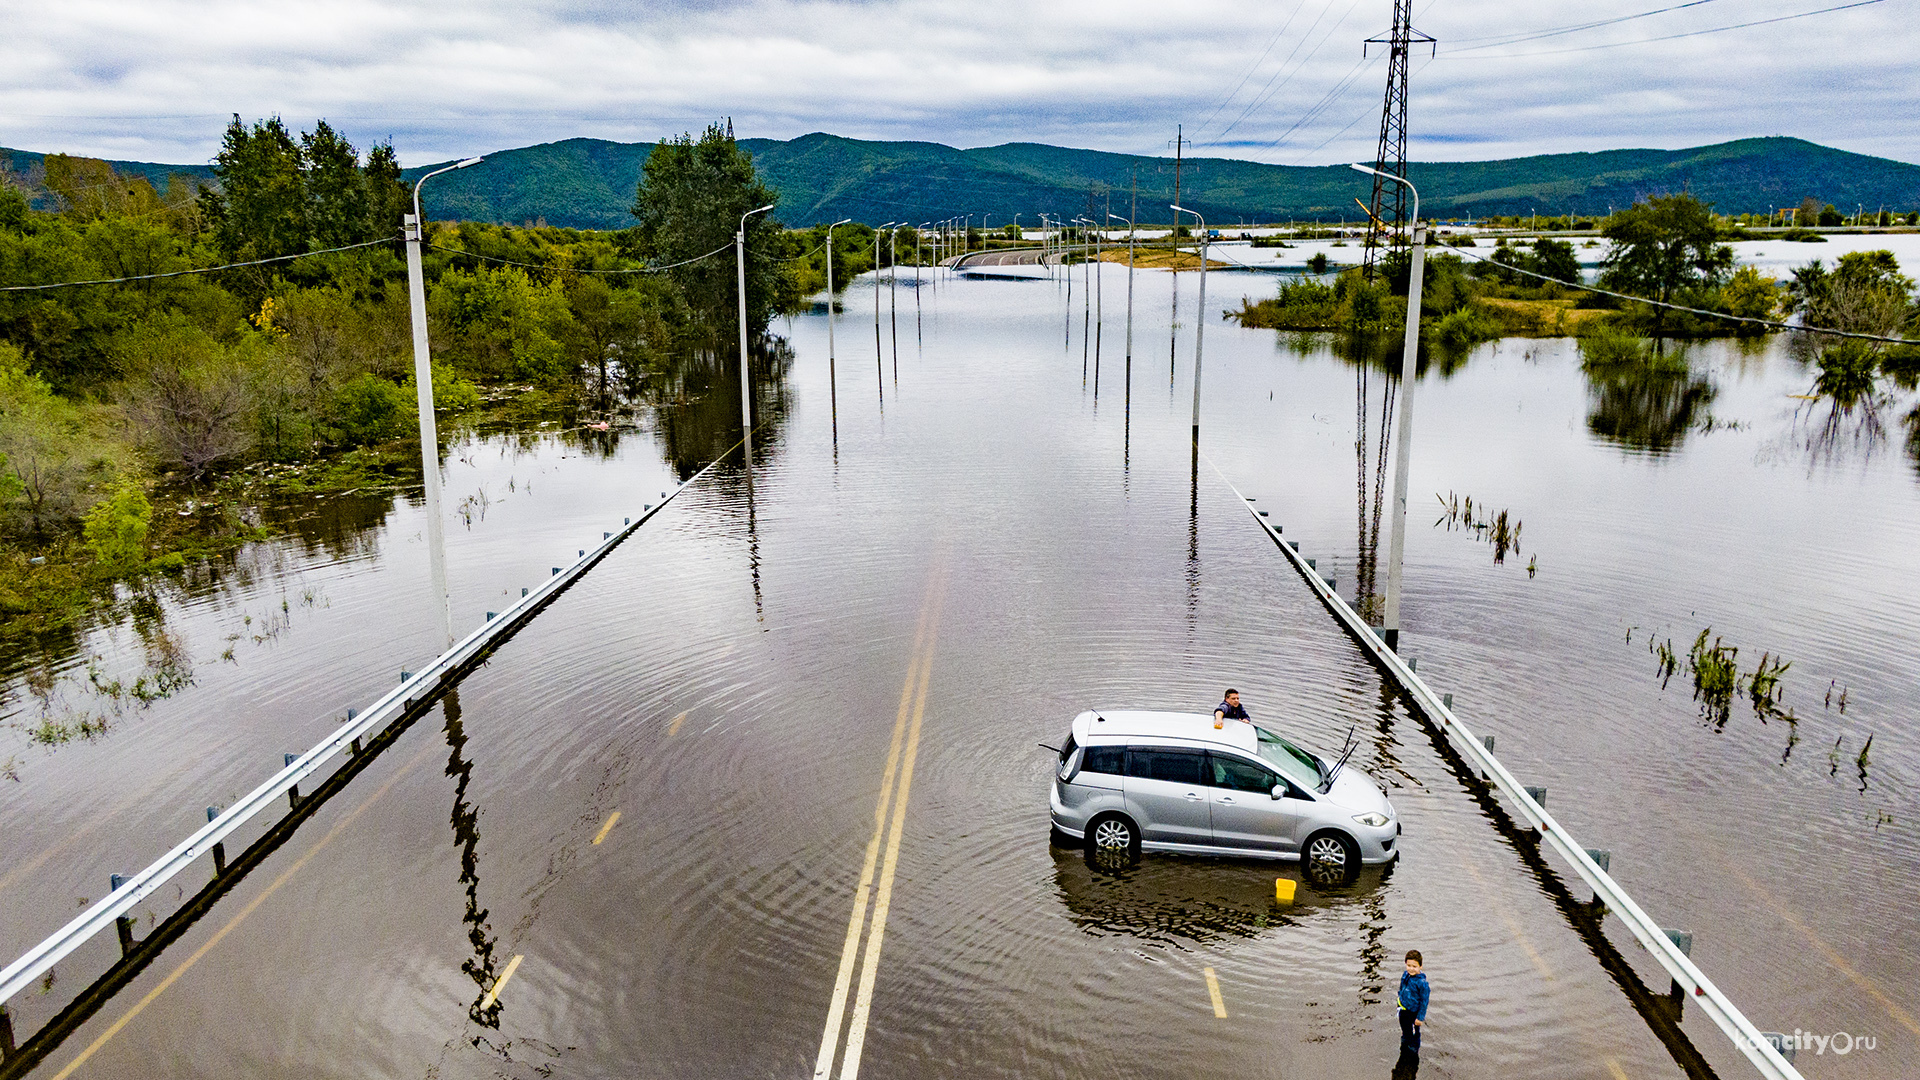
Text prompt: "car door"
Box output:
[[1122, 747, 1211, 844], [1204, 752, 1301, 853]]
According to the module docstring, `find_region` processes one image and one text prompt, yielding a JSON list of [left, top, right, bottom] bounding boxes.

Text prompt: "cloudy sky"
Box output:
[[4, 0, 1914, 168]]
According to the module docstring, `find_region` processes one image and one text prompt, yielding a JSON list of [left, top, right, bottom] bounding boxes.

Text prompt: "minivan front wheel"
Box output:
[[1086, 814, 1140, 858], [1304, 831, 1360, 885]]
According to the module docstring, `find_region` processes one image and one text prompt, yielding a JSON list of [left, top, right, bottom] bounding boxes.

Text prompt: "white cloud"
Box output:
[[0, 0, 1913, 167]]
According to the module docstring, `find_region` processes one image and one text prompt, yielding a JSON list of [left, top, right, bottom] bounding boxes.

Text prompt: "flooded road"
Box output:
[[2, 249, 1916, 1079]]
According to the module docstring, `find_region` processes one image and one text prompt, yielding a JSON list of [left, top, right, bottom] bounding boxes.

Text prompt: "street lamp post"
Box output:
[[824, 217, 853, 364], [1108, 212, 1135, 372], [888, 223, 903, 378], [1170, 205, 1208, 445], [1350, 162, 1427, 652], [874, 222, 895, 394], [404, 154, 482, 644], [915, 222, 931, 344], [736, 203, 774, 438]]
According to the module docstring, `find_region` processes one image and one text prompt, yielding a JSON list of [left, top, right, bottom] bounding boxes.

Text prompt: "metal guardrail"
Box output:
[[1205, 458, 1803, 1080], [0, 443, 739, 1011]]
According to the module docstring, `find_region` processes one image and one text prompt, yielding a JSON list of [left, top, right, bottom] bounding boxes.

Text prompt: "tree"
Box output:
[[1720, 266, 1779, 330], [1530, 239, 1581, 285], [629, 123, 783, 347], [302, 120, 368, 249], [1598, 194, 1732, 334], [202, 115, 310, 260], [120, 324, 255, 479], [0, 344, 122, 536], [363, 142, 410, 247]]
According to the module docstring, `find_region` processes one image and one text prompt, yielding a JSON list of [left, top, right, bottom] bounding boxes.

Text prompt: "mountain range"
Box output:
[[6, 134, 1918, 230]]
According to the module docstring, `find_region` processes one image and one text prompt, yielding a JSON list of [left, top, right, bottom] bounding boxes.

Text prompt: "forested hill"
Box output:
[[7, 134, 1918, 229]]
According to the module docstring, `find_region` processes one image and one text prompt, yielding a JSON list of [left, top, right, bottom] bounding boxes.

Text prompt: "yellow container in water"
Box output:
[[1275, 878, 1296, 904]]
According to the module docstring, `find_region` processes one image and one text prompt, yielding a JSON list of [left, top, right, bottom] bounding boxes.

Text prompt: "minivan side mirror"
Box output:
[[1271, 784, 1286, 800]]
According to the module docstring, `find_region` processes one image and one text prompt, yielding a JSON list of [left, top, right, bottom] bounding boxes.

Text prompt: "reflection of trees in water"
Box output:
[[1583, 344, 1716, 455], [645, 338, 794, 480]]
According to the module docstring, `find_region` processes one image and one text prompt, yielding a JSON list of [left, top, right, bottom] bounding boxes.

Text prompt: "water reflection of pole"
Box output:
[[874, 222, 895, 405], [1110, 209, 1136, 484], [404, 156, 481, 645], [1351, 164, 1426, 651], [825, 218, 852, 459], [1187, 440, 1201, 629], [888, 223, 901, 383], [442, 689, 505, 1027], [1172, 205, 1207, 446]]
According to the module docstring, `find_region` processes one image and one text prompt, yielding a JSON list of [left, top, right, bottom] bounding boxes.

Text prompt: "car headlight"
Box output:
[[1352, 812, 1390, 828]]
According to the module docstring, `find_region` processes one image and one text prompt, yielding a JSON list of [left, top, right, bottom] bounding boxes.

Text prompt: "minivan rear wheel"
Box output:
[[1086, 813, 1140, 859], [1303, 830, 1360, 885]]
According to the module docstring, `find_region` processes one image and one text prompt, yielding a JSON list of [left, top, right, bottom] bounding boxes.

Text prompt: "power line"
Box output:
[[0, 235, 396, 292], [1446, 0, 1890, 58], [1445, 242, 1917, 343], [1215, 0, 1369, 144], [1195, 0, 1314, 139], [1447, 0, 1726, 50], [427, 239, 735, 274]]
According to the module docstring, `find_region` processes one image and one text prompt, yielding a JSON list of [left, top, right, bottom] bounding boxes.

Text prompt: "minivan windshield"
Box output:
[[1253, 726, 1323, 790]]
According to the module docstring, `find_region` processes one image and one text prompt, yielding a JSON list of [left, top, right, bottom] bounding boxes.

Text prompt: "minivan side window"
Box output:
[[1126, 748, 1205, 784], [1081, 746, 1126, 775], [1206, 752, 1278, 795]]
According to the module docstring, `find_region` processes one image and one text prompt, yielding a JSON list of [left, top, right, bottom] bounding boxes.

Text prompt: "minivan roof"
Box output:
[[1074, 710, 1258, 754]]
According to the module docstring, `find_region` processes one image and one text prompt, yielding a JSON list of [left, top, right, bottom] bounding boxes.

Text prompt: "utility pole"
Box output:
[[1360, 0, 1435, 280]]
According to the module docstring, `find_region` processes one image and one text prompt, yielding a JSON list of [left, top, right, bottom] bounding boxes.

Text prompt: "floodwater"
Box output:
[[1, 246, 1916, 1079]]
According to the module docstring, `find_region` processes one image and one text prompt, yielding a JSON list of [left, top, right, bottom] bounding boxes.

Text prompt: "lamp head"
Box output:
[[1349, 163, 1379, 176], [456, 157, 484, 169]]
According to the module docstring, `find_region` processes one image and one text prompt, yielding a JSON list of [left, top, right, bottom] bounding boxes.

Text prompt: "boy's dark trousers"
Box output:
[[1393, 1009, 1422, 1077]]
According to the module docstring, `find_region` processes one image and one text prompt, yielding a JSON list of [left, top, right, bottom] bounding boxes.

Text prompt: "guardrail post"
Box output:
[[110, 875, 135, 955], [207, 807, 226, 875], [0, 1002, 14, 1062], [1524, 785, 1546, 807], [285, 754, 302, 808], [1664, 928, 1694, 1012], [552, 567, 561, 575], [1761, 1032, 1796, 1064], [1585, 848, 1611, 873], [521, 588, 528, 597], [1442, 693, 1452, 711]]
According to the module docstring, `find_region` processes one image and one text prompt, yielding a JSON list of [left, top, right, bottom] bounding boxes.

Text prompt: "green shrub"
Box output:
[[1578, 324, 1652, 368], [331, 373, 414, 445], [81, 480, 152, 571], [1432, 306, 1499, 349]]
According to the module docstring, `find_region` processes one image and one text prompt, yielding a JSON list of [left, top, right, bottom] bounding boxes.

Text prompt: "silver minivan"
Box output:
[[1048, 710, 1400, 876]]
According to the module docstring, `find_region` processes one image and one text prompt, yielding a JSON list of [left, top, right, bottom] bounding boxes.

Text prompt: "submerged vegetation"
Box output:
[[1432, 491, 1527, 565], [1633, 624, 1883, 799]]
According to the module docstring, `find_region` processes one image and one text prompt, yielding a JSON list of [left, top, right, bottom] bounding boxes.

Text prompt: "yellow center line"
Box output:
[[1707, 845, 1920, 1037], [1461, 857, 1555, 980], [1204, 966, 1228, 1018], [478, 953, 524, 1010], [591, 810, 621, 846], [837, 596, 940, 1080], [667, 711, 687, 738], [49, 743, 436, 1080], [812, 594, 935, 1080], [1607, 1058, 1630, 1080]]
